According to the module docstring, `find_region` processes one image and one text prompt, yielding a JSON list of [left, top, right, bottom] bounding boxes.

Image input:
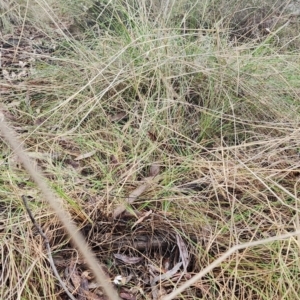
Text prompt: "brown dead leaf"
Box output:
[[176, 234, 190, 273], [114, 253, 143, 265], [170, 272, 192, 281], [78, 276, 89, 300], [80, 272, 89, 291], [78, 270, 105, 300], [120, 292, 136, 300], [1, 110, 18, 121], [113, 176, 157, 218], [113, 186, 146, 218], [68, 263, 105, 300], [64, 158, 80, 169], [83, 290, 104, 300], [110, 154, 122, 172], [147, 131, 157, 142], [75, 150, 97, 161], [149, 163, 160, 177], [0, 221, 5, 233], [35, 117, 47, 125], [69, 264, 81, 292], [81, 271, 92, 280], [151, 262, 183, 283], [57, 138, 81, 156], [110, 154, 119, 165], [110, 112, 127, 122]]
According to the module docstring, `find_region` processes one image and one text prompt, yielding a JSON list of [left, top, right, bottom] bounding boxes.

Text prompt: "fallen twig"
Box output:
[[22, 195, 76, 300]]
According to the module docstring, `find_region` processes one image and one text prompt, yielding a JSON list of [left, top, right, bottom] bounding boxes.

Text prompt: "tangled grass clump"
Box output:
[[1, 0, 300, 299]]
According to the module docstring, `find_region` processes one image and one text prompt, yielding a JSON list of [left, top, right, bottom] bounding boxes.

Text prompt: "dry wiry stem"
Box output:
[[295, 179, 300, 248], [0, 112, 120, 300], [21, 195, 76, 300], [162, 230, 300, 300]]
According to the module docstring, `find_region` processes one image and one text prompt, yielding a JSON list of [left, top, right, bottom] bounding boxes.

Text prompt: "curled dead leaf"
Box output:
[[69, 264, 81, 291], [149, 163, 160, 177], [74, 150, 97, 161], [120, 291, 136, 300], [151, 262, 183, 283], [114, 253, 143, 265], [110, 112, 127, 122], [176, 234, 190, 273], [113, 182, 149, 218], [113, 175, 160, 218]]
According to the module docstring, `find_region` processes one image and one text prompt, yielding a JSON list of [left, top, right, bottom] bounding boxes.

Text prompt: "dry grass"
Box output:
[[1, 0, 300, 299]]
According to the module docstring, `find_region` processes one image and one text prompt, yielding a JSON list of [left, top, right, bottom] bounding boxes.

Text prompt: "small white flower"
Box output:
[[113, 275, 123, 285]]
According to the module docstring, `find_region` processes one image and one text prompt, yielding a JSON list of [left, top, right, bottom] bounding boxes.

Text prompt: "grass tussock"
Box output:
[[1, 0, 300, 299]]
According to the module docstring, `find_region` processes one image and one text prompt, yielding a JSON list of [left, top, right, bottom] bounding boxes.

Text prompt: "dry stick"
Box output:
[[295, 179, 300, 248], [162, 230, 300, 300], [0, 113, 120, 300], [21, 196, 77, 300]]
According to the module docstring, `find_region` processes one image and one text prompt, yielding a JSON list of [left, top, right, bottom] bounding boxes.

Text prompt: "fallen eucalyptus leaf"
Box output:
[[176, 234, 190, 273], [113, 174, 161, 218], [74, 150, 97, 161], [114, 254, 143, 265], [152, 262, 183, 283], [149, 163, 160, 177], [110, 112, 127, 122]]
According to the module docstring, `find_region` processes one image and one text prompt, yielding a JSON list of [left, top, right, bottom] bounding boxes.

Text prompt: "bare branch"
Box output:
[[22, 196, 76, 300]]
